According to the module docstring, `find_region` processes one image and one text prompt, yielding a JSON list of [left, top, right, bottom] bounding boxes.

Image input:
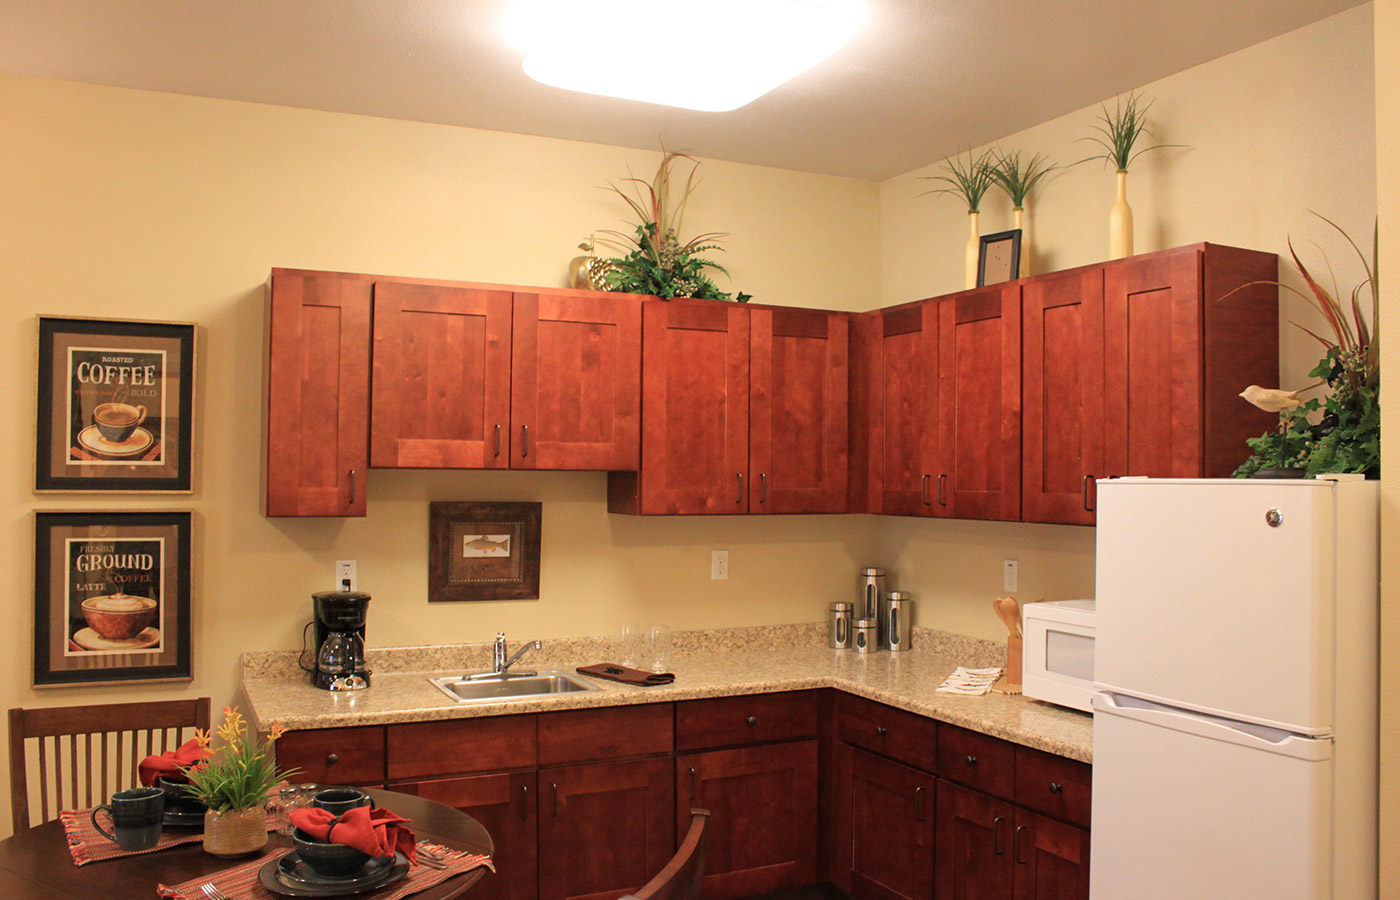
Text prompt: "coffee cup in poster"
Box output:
[[93, 402, 147, 442], [66, 538, 163, 653]]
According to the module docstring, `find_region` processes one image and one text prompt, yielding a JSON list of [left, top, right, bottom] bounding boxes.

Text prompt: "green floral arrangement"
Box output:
[[1233, 217, 1379, 478], [181, 706, 299, 812], [918, 147, 996, 212], [598, 149, 750, 302]]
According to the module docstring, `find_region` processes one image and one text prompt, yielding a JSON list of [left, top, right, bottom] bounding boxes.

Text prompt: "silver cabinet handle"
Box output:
[[1015, 825, 1028, 865], [921, 474, 930, 505], [736, 473, 744, 504], [937, 474, 948, 506], [689, 766, 697, 802], [551, 782, 558, 817], [1082, 475, 1093, 511], [521, 424, 529, 458], [875, 726, 888, 737], [914, 786, 927, 822], [760, 473, 768, 504], [1049, 782, 1062, 794], [520, 783, 529, 821], [993, 816, 1005, 855], [494, 424, 501, 458], [348, 469, 356, 505], [965, 754, 978, 766]]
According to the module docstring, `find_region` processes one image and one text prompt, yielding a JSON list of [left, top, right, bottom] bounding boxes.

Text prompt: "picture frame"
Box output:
[[977, 229, 1023, 287], [33, 510, 193, 687], [35, 316, 196, 493], [429, 501, 542, 602]]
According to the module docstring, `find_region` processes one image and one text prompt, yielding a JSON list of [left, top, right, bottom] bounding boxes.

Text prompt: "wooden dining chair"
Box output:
[[623, 809, 710, 900], [8, 697, 210, 832]]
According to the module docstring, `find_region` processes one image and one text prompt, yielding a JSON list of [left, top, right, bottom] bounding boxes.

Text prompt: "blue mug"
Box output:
[[92, 786, 164, 851]]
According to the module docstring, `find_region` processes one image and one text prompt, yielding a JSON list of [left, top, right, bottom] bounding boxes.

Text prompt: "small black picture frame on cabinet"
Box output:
[[977, 229, 1022, 287]]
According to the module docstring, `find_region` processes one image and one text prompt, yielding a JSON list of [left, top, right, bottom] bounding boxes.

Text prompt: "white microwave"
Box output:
[[1022, 599, 1096, 713]]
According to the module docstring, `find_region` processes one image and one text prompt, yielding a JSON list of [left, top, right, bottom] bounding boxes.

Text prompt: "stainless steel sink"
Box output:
[[429, 670, 601, 704]]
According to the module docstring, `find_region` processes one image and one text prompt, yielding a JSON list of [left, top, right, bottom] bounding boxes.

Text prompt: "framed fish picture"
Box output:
[[428, 501, 542, 602]]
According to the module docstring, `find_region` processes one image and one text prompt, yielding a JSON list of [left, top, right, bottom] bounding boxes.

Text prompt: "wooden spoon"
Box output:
[[993, 597, 1021, 638]]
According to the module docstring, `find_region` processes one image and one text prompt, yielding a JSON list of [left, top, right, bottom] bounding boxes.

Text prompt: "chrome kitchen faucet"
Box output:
[[492, 632, 541, 677]]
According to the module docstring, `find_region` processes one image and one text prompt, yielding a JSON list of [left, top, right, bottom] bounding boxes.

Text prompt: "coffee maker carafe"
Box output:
[[311, 590, 371, 690]]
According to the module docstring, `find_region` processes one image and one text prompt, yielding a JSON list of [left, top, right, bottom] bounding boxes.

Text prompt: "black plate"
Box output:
[[163, 808, 205, 827], [258, 851, 408, 898], [278, 851, 398, 888]]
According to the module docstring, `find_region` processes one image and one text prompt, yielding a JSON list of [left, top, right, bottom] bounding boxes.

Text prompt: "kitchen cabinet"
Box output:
[[264, 271, 373, 517], [837, 746, 935, 900], [537, 757, 675, 900], [934, 781, 1016, 900], [607, 299, 849, 515], [275, 724, 385, 786], [867, 302, 939, 517], [677, 742, 819, 899]]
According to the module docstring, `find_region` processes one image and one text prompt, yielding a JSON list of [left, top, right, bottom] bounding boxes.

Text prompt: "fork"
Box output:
[[200, 883, 233, 900]]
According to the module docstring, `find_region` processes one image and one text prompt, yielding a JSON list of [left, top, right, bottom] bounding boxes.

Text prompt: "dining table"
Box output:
[[0, 788, 494, 900]]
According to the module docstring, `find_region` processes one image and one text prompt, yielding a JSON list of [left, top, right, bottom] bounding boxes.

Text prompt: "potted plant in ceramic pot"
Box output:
[[1233, 216, 1379, 479], [181, 706, 299, 857], [919, 147, 996, 289]]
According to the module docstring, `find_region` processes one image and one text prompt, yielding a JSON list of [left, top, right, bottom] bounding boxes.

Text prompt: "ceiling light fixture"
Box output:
[[504, 0, 865, 113]]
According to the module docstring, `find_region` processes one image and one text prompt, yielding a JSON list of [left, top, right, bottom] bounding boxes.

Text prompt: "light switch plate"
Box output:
[[1003, 559, 1018, 593]]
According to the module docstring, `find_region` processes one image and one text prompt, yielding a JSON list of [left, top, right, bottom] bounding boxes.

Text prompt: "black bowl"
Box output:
[[292, 828, 373, 877], [156, 776, 208, 814]]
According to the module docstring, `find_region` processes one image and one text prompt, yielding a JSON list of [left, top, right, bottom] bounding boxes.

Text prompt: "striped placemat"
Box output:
[[61, 808, 206, 867], [156, 842, 494, 900]]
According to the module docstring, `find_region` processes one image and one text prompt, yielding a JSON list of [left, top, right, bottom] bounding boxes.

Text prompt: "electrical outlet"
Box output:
[[1003, 559, 1018, 593], [336, 560, 357, 592], [711, 550, 729, 580]]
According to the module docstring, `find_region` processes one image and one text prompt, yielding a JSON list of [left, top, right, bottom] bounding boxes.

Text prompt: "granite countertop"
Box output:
[[241, 624, 1093, 763]]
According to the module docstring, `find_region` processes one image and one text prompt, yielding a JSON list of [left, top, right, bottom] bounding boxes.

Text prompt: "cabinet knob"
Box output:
[[875, 726, 888, 737], [965, 754, 978, 766], [1048, 782, 1062, 794], [746, 716, 758, 726], [325, 753, 339, 766]]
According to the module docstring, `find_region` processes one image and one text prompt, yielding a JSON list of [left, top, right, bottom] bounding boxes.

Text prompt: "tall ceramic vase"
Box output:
[[1013, 207, 1030, 278], [964, 211, 980, 289], [1109, 170, 1133, 259]]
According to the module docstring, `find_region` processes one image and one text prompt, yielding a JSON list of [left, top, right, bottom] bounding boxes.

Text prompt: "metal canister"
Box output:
[[883, 592, 914, 652], [828, 602, 854, 650], [858, 568, 886, 624], [853, 618, 878, 654]]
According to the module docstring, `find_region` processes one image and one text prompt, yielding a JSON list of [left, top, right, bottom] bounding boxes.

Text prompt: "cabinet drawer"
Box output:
[[537, 703, 673, 765], [676, 691, 818, 752], [1015, 745, 1092, 828], [936, 724, 1015, 801], [835, 694, 938, 772], [278, 726, 385, 785], [387, 715, 536, 780]]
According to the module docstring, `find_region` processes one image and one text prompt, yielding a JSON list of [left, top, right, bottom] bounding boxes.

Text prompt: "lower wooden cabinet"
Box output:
[[839, 746, 935, 900], [537, 757, 675, 900], [678, 741, 818, 900], [1012, 809, 1090, 900], [390, 771, 537, 900]]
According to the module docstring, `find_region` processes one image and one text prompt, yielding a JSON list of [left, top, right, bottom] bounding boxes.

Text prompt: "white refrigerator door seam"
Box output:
[[1092, 692, 1333, 760]]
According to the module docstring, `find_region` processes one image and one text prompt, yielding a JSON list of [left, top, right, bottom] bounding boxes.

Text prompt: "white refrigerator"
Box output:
[[1089, 476, 1378, 900]]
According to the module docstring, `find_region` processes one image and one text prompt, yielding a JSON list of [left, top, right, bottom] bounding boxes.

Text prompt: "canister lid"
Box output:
[[860, 567, 886, 576], [829, 601, 854, 610], [886, 591, 912, 601], [854, 617, 877, 627]]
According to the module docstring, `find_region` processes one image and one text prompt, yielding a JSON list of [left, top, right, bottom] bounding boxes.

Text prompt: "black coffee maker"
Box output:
[[310, 590, 371, 690]]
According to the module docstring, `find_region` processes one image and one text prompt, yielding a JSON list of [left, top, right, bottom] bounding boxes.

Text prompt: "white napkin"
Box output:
[[936, 666, 1005, 696]]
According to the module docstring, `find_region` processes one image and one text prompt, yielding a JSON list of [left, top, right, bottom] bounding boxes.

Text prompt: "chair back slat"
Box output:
[[8, 699, 210, 832]]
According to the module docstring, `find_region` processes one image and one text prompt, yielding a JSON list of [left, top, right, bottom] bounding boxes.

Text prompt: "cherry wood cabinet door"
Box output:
[[537, 757, 675, 900], [1011, 809, 1089, 900], [370, 281, 512, 469], [750, 308, 849, 514], [265, 272, 371, 517], [935, 781, 1014, 900], [1021, 269, 1105, 525], [935, 284, 1022, 521], [1102, 248, 1203, 478], [510, 291, 642, 471], [877, 303, 939, 517], [391, 772, 538, 900], [634, 299, 750, 514], [676, 741, 818, 900], [842, 747, 935, 900]]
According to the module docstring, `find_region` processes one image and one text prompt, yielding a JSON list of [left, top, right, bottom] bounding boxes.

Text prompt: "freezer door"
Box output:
[[1095, 478, 1335, 733], [1090, 693, 1333, 900]]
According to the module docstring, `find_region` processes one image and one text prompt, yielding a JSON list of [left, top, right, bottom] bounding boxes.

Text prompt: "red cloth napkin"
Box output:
[[138, 738, 207, 786], [290, 805, 418, 863]]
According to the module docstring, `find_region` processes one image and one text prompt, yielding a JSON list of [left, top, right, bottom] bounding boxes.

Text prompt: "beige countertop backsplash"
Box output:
[[241, 623, 1093, 763]]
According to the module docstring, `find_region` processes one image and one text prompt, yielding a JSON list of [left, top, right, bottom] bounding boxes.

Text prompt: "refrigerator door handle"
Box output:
[[1091, 692, 1332, 761]]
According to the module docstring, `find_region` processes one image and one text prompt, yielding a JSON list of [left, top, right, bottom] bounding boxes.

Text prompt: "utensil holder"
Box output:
[[1005, 635, 1023, 692]]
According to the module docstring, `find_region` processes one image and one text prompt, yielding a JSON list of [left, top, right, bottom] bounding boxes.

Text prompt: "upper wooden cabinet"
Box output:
[[263, 272, 372, 517], [608, 299, 849, 515]]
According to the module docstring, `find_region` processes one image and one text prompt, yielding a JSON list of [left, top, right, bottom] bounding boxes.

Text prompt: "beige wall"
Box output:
[[1374, 0, 1398, 891], [0, 74, 881, 833], [877, 5, 1377, 643]]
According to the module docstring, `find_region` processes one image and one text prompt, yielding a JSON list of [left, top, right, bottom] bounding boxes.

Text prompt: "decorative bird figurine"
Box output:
[[1239, 385, 1304, 413]]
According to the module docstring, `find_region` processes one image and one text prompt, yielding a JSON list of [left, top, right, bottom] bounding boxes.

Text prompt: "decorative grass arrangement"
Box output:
[[988, 149, 1058, 210], [181, 706, 299, 813], [919, 147, 996, 213], [1079, 92, 1182, 172], [597, 149, 750, 302]]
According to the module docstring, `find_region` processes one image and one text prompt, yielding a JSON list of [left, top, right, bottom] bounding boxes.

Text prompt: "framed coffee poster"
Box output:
[[35, 316, 195, 493], [33, 511, 192, 686], [429, 501, 542, 602]]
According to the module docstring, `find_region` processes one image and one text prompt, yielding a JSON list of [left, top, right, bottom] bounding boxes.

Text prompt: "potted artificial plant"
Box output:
[[181, 706, 299, 857], [1079, 92, 1182, 259]]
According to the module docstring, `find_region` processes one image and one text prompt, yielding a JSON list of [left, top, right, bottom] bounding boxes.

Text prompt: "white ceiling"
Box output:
[[0, 0, 1366, 181]]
